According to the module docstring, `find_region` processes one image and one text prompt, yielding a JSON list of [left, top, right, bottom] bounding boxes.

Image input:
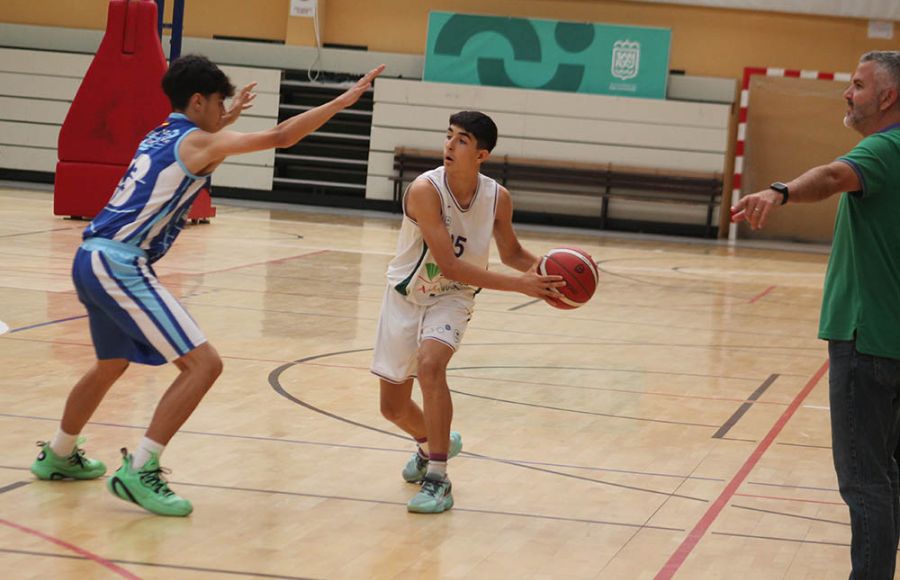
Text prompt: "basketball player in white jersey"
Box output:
[[371, 111, 565, 513], [29, 55, 383, 516]]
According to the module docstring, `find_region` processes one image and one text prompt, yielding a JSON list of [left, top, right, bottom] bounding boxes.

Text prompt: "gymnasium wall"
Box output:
[[1, 1, 895, 241], [1, 0, 894, 79], [738, 76, 859, 244]]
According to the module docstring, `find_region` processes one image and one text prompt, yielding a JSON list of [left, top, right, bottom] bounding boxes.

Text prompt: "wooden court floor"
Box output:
[[0, 186, 858, 579]]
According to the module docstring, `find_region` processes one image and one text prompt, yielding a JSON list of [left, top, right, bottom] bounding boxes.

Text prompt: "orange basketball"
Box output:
[[538, 247, 598, 310]]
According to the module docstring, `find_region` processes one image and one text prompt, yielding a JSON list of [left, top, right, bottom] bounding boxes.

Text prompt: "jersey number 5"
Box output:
[[452, 235, 467, 257]]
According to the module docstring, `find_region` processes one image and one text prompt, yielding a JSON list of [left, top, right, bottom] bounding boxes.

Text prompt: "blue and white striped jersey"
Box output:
[[84, 113, 209, 263]]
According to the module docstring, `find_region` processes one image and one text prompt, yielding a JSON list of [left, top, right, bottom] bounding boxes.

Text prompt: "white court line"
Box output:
[[610, 265, 825, 279], [803, 404, 830, 410]]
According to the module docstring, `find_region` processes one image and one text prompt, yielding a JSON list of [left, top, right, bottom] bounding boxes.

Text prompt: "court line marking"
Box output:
[[8, 315, 87, 334], [0, 481, 30, 494], [452, 388, 720, 428], [731, 504, 848, 526], [447, 370, 789, 405], [0, 518, 139, 579], [710, 531, 848, 547], [0, 226, 77, 239], [159, 266, 819, 323], [0, 414, 724, 484], [0, 465, 685, 533], [733, 492, 843, 506], [0, 548, 315, 580], [195, 249, 330, 276], [269, 351, 710, 502], [170, 481, 687, 531], [746, 480, 836, 492], [4, 269, 817, 342], [712, 374, 779, 438], [748, 285, 777, 304], [654, 359, 829, 580]]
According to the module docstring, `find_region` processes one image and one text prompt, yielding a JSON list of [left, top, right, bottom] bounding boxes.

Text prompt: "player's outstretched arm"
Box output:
[[180, 65, 385, 174], [731, 160, 859, 230], [493, 186, 540, 273], [406, 180, 564, 299]]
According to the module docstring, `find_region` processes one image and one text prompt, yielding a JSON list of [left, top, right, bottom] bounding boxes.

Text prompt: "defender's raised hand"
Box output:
[[222, 82, 258, 127], [336, 65, 386, 109]]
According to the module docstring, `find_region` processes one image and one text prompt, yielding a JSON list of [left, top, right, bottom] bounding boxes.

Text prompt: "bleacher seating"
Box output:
[[368, 78, 732, 237], [0, 47, 281, 191]]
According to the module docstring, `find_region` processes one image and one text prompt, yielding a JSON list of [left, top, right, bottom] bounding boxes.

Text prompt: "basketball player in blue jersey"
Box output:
[[371, 111, 565, 513], [30, 54, 384, 516]]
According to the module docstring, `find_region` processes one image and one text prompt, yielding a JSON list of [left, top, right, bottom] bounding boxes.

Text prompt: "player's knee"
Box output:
[[204, 351, 224, 380], [416, 354, 446, 385], [380, 396, 406, 422], [180, 345, 223, 381]]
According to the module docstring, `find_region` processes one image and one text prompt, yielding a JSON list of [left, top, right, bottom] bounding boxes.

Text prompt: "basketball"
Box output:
[[538, 247, 598, 309]]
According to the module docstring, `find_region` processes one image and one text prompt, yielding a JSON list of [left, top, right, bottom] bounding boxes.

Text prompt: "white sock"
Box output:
[[426, 460, 447, 479], [50, 429, 78, 457], [132, 437, 165, 470], [415, 437, 429, 459]]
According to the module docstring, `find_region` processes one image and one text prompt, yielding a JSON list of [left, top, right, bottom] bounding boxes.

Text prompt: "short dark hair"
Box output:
[[448, 111, 498, 152], [161, 54, 235, 110]]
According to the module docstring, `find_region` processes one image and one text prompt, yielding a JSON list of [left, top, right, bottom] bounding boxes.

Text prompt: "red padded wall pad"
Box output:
[[57, 0, 169, 165], [54, 161, 132, 218], [55, 0, 173, 218]]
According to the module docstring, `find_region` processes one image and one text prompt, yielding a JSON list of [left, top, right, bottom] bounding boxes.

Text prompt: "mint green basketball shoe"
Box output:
[[402, 431, 462, 483], [407, 473, 453, 513], [107, 449, 193, 517], [30, 439, 106, 480]]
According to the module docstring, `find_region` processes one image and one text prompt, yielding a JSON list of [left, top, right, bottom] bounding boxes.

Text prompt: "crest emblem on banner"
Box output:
[[611, 40, 640, 81]]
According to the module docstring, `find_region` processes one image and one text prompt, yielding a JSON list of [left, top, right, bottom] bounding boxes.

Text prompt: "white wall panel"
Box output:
[[0, 48, 280, 191]]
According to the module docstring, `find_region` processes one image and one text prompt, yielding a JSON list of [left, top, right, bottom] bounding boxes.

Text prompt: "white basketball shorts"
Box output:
[[370, 286, 474, 384]]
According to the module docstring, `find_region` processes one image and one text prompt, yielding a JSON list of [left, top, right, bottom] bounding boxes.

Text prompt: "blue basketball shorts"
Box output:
[[72, 237, 207, 365]]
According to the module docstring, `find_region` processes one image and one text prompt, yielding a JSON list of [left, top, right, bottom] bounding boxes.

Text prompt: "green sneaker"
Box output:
[[106, 449, 193, 517], [30, 439, 106, 480], [402, 431, 463, 483], [407, 473, 453, 513]]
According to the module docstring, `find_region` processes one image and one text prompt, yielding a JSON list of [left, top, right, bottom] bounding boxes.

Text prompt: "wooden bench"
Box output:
[[392, 148, 723, 238]]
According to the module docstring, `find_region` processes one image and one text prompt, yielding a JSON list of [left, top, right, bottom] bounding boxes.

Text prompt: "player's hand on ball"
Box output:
[[520, 268, 565, 299]]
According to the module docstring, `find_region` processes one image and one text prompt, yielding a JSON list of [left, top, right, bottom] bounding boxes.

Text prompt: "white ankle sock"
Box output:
[[50, 429, 78, 457], [426, 460, 447, 478], [132, 437, 165, 470]]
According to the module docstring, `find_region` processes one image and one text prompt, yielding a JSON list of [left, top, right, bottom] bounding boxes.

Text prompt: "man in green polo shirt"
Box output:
[[732, 50, 900, 579]]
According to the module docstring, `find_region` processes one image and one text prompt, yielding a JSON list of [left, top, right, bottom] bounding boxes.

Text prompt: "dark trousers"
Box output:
[[829, 340, 900, 579]]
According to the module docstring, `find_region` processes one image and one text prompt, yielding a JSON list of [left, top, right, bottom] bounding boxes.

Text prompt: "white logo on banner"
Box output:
[[611, 40, 641, 81]]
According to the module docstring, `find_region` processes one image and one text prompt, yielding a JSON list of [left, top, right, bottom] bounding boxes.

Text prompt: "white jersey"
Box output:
[[387, 166, 499, 305]]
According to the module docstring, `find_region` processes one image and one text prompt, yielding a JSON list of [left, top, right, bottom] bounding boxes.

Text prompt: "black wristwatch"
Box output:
[[769, 182, 789, 205]]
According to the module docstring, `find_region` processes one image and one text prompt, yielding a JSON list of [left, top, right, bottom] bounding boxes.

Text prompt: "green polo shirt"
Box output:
[[819, 124, 900, 359]]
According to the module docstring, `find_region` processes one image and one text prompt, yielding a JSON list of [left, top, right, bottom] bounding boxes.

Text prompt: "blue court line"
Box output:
[[8, 315, 88, 334], [4, 287, 213, 336]]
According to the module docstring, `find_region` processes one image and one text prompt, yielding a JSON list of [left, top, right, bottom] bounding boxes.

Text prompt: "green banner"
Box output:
[[424, 12, 672, 100]]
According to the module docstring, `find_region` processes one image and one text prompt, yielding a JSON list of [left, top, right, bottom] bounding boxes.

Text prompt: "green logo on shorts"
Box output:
[[425, 263, 441, 280]]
